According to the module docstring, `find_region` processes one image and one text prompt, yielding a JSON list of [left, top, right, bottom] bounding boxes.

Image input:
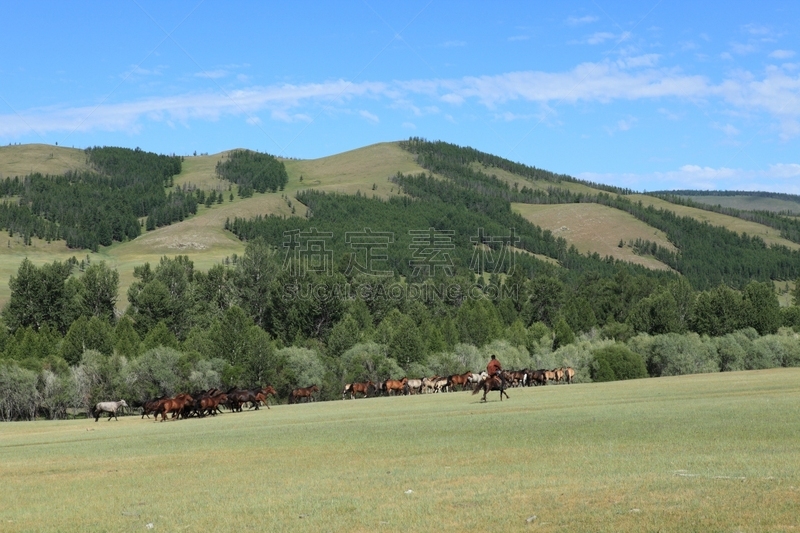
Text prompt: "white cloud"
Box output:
[[616, 117, 636, 131], [3, 59, 800, 142], [442, 40, 466, 48], [195, 70, 229, 79], [743, 23, 771, 36], [730, 42, 756, 55], [245, 116, 261, 125], [769, 49, 796, 59], [359, 110, 379, 123], [713, 123, 740, 136], [585, 32, 616, 45], [578, 163, 800, 193], [566, 15, 598, 26]]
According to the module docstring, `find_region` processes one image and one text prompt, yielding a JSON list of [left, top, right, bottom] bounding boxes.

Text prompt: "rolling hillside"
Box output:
[[0, 141, 798, 308]]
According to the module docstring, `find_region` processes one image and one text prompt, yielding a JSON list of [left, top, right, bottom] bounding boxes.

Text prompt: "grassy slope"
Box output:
[[0, 143, 429, 308], [0, 144, 91, 177], [513, 203, 677, 271], [2, 369, 800, 532], [683, 194, 800, 214], [630, 194, 800, 251], [0, 143, 797, 307]]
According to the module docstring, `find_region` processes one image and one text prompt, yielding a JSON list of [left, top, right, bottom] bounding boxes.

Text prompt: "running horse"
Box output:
[[472, 375, 509, 403], [289, 384, 319, 404], [349, 381, 374, 399], [447, 371, 473, 392], [383, 377, 408, 396], [92, 399, 128, 422]]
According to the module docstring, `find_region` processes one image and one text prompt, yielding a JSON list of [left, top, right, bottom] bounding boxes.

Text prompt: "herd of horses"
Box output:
[[90, 366, 577, 420], [342, 366, 576, 402]]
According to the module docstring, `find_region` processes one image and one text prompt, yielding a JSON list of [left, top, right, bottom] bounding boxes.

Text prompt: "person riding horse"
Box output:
[[487, 355, 505, 388]]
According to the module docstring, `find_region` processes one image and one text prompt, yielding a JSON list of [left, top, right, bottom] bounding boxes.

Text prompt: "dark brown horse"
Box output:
[[141, 396, 167, 418], [254, 386, 277, 409], [289, 384, 319, 404], [472, 375, 509, 402]]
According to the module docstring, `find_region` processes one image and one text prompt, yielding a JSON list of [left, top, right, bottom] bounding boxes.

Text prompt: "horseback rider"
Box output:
[[487, 354, 502, 377]]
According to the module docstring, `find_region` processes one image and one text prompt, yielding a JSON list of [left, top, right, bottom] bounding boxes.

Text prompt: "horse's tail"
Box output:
[[472, 381, 483, 395]]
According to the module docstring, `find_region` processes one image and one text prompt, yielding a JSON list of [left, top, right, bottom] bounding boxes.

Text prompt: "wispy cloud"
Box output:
[[195, 69, 229, 79], [769, 49, 796, 59], [508, 35, 530, 42], [584, 32, 616, 45], [442, 40, 466, 48], [566, 15, 598, 26], [579, 163, 800, 193], [3, 59, 800, 141], [730, 42, 756, 55], [359, 109, 379, 123]]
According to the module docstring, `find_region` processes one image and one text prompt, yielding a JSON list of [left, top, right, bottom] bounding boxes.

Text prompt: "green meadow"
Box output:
[[2, 369, 799, 532]]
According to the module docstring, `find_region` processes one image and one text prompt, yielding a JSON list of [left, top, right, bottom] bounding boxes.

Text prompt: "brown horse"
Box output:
[[472, 375, 509, 402], [141, 396, 167, 418], [565, 367, 575, 384], [154, 393, 193, 422], [383, 377, 408, 396], [257, 385, 277, 409], [447, 371, 473, 392], [349, 381, 374, 399], [289, 384, 319, 404]]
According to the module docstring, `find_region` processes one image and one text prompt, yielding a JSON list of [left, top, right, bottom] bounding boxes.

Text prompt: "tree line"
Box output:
[[3, 240, 800, 420], [215, 149, 288, 197], [0, 147, 193, 251]]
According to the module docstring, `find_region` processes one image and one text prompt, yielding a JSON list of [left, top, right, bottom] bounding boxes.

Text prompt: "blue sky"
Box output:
[[1, 1, 799, 192]]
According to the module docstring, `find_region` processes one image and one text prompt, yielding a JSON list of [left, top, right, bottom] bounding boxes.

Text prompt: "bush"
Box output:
[[0, 363, 39, 421], [590, 344, 647, 382], [637, 333, 719, 377], [339, 342, 404, 384], [124, 347, 183, 403], [552, 338, 615, 383], [715, 334, 748, 372]]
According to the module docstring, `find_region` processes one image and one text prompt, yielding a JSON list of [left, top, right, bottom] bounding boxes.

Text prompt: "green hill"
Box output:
[[0, 139, 799, 307]]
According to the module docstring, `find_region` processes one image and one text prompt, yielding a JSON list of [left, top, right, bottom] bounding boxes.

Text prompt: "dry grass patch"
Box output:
[[468, 161, 604, 195], [630, 194, 800, 250], [685, 194, 800, 214], [284, 142, 426, 199], [0, 144, 90, 178], [173, 151, 232, 190], [513, 202, 675, 271]]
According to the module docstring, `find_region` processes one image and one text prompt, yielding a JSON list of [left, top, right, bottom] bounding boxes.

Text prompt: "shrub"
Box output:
[[0, 363, 39, 421], [590, 344, 647, 382], [639, 333, 719, 377]]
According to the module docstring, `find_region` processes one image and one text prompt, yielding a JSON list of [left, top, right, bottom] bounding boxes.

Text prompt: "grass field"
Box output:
[[683, 195, 800, 214], [0, 144, 90, 178], [630, 194, 800, 251], [2, 369, 800, 532], [513, 203, 676, 271]]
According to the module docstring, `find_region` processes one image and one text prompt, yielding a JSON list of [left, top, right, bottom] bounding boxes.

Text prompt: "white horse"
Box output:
[[405, 379, 423, 394], [92, 400, 128, 422]]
